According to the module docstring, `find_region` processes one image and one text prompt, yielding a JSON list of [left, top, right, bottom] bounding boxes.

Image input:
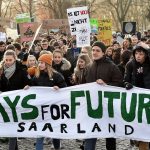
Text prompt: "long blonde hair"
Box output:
[[75, 54, 92, 72], [26, 55, 38, 67], [35, 63, 56, 79]]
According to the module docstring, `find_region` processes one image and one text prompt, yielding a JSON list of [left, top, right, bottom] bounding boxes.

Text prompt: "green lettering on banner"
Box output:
[[4, 96, 20, 122], [21, 94, 39, 120], [0, 103, 10, 122], [86, 91, 103, 118], [104, 92, 120, 117], [138, 94, 150, 124], [121, 93, 137, 122], [71, 91, 85, 119]]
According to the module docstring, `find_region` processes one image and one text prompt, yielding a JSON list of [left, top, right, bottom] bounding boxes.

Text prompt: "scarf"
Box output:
[[4, 63, 16, 79]]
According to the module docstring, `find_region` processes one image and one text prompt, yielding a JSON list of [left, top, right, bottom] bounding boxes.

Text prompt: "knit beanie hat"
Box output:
[[38, 54, 53, 65], [92, 41, 106, 53]]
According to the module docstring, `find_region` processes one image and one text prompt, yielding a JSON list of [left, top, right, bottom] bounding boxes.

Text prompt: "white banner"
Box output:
[[1, 83, 150, 141]]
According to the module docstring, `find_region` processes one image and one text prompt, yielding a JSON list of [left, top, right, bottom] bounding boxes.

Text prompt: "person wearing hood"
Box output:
[[124, 42, 150, 150], [84, 41, 123, 150]]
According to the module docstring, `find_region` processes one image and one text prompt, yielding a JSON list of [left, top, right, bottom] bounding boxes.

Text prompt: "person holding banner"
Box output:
[[31, 53, 67, 150], [84, 41, 123, 150], [124, 42, 150, 150], [0, 49, 31, 150]]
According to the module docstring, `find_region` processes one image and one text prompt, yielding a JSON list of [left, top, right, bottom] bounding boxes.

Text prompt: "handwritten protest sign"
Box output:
[[67, 6, 91, 35], [97, 19, 112, 46], [67, 6, 91, 47]]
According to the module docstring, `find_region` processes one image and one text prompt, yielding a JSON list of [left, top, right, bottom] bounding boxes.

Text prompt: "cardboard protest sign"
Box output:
[[19, 22, 39, 42], [97, 19, 112, 46], [122, 22, 136, 34], [67, 6, 91, 35], [42, 19, 70, 34], [76, 25, 91, 47], [67, 6, 91, 47]]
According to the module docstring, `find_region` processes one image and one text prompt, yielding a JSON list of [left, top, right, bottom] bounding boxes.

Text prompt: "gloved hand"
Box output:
[[124, 82, 133, 90]]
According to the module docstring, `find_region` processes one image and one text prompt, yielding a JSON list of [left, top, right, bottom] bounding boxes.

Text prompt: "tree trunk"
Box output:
[[0, 0, 3, 17]]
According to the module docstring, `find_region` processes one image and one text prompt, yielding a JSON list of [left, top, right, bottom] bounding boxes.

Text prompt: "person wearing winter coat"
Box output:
[[84, 41, 123, 150], [124, 42, 150, 150], [31, 53, 67, 150], [65, 40, 81, 73], [0, 49, 30, 150], [52, 49, 72, 86], [73, 54, 92, 85]]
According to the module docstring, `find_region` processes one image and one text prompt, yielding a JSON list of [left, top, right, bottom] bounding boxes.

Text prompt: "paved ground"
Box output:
[[0, 138, 139, 150]]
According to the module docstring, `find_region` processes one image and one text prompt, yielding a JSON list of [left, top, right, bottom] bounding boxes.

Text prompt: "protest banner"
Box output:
[[97, 19, 112, 46], [0, 82, 150, 142], [19, 22, 39, 42]]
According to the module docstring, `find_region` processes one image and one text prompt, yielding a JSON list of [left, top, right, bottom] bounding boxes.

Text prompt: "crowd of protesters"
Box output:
[[0, 29, 150, 150]]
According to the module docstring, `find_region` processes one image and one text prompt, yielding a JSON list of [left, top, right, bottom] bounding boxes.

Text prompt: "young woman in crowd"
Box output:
[[0, 49, 30, 150], [26, 55, 38, 68], [117, 50, 132, 76], [122, 38, 132, 52], [80, 46, 92, 59], [73, 54, 92, 85], [31, 53, 67, 150], [105, 47, 113, 60], [52, 49, 72, 86]]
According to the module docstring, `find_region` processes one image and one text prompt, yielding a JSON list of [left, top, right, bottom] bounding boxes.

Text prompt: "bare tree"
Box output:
[[73, 0, 98, 17], [38, 0, 72, 19], [0, 0, 3, 17], [104, 0, 133, 30]]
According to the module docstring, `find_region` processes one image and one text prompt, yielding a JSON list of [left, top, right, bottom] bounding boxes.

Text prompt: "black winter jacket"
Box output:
[[32, 71, 67, 88], [0, 61, 30, 92], [86, 56, 123, 86], [124, 59, 150, 89]]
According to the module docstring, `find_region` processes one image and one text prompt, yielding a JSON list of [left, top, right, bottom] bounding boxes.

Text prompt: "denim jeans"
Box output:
[[9, 138, 18, 150], [84, 138, 116, 150], [84, 138, 97, 150], [36, 138, 60, 150]]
